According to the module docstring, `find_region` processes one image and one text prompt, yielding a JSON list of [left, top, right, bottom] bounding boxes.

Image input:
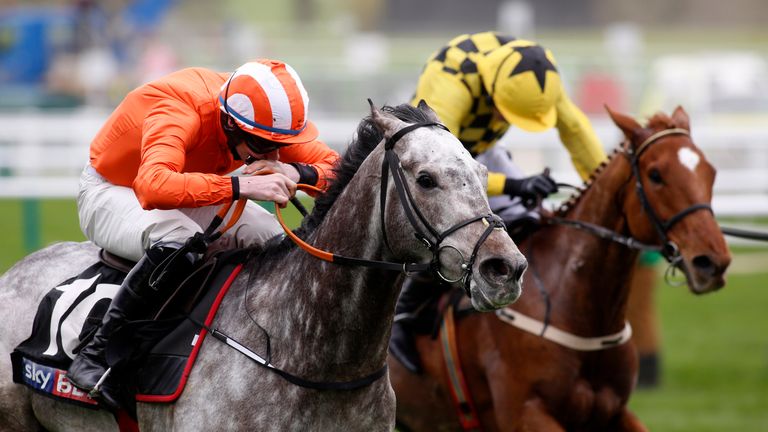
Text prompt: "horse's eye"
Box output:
[[648, 168, 663, 184], [417, 173, 437, 189]]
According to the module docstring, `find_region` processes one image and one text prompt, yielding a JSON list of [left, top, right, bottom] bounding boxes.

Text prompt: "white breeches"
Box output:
[[77, 165, 283, 261]]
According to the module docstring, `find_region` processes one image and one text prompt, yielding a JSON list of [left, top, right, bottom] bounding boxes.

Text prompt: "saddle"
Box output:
[[10, 247, 250, 417]]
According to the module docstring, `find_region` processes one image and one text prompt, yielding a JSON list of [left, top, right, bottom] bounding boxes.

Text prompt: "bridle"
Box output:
[[625, 128, 713, 262], [378, 122, 506, 295], [550, 127, 713, 266], [277, 120, 507, 297], [522, 127, 715, 335]]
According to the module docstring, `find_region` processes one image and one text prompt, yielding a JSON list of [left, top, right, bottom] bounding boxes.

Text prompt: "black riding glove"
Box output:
[[503, 170, 558, 209]]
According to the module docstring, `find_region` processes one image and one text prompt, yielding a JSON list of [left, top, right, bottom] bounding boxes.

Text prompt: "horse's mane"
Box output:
[[555, 111, 681, 216], [554, 149, 618, 216], [299, 103, 433, 234], [253, 103, 434, 262]]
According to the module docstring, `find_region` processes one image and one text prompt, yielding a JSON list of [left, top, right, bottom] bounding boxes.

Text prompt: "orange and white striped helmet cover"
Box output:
[[219, 59, 318, 144]]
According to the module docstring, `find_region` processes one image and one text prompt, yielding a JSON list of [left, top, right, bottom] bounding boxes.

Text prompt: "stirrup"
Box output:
[[88, 367, 112, 398]]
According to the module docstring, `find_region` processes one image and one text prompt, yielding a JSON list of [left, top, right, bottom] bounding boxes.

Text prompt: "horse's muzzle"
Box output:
[[685, 252, 731, 294], [471, 254, 527, 310]]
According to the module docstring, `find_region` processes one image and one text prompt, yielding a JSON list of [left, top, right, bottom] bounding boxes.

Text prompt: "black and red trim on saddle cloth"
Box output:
[[10, 249, 247, 410], [133, 258, 244, 402]]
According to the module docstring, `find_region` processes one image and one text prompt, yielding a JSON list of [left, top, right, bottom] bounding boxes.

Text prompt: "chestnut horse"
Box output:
[[390, 107, 731, 431]]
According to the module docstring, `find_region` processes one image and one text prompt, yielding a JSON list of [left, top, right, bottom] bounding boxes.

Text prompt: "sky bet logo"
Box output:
[[21, 357, 98, 405]]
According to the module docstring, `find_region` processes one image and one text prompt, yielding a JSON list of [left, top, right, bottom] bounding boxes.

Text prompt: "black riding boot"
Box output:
[[389, 273, 440, 374], [67, 244, 196, 394]]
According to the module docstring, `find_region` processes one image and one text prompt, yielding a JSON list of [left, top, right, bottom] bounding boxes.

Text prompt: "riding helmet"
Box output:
[[219, 59, 318, 145], [477, 40, 562, 132]]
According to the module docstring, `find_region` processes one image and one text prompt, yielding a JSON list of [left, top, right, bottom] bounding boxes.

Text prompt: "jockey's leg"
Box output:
[[77, 166, 205, 261], [73, 166, 281, 396], [67, 243, 197, 394], [389, 273, 441, 374], [181, 200, 282, 248]]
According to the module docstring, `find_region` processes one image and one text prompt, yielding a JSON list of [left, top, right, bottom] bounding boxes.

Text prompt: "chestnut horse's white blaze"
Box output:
[[678, 147, 701, 172]]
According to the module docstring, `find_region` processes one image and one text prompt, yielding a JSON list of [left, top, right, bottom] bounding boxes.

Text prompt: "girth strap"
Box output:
[[207, 329, 388, 391], [440, 305, 482, 431]]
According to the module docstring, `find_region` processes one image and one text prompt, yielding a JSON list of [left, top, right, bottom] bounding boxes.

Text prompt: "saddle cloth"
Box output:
[[10, 249, 248, 410]]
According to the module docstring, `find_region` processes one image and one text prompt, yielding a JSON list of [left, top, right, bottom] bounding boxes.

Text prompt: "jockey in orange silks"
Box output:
[[68, 59, 339, 400]]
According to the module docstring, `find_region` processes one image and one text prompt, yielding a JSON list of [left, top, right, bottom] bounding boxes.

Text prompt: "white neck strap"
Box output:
[[495, 308, 632, 351]]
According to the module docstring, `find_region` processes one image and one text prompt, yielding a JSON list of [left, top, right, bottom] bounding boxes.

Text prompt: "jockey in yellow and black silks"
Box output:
[[413, 32, 605, 202], [391, 32, 607, 373]]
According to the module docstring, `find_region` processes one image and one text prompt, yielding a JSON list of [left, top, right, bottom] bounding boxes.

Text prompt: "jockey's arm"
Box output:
[[486, 171, 507, 197], [554, 89, 608, 180], [237, 173, 297, 206], [134, 99, 236, 210], [273, 139, 341, 194]]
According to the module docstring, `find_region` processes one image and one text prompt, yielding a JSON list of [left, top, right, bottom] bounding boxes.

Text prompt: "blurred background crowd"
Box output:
[[3, 0, 768, 118]]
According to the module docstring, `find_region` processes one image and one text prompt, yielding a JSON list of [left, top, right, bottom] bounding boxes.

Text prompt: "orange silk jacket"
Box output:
[[90, 67, 339, 210]]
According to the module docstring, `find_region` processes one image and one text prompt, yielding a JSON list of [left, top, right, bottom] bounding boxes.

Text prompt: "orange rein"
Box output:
[[223, 168, 329, 260], [273, 183, 334, 262], [213, 198, 248, 236]]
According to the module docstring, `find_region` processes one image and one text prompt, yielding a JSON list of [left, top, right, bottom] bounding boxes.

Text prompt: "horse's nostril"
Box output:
[[692, 255, 714, 274], [480, 258, 510, 283], [480, 257, 527, 284]]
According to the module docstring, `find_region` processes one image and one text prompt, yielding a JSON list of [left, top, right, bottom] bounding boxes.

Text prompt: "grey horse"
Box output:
[[0, 102, 527, 431]]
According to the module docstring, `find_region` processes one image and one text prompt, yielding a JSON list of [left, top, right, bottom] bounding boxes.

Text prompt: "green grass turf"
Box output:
[[629, 268, 768, 431], [2, 199, 767, 430]]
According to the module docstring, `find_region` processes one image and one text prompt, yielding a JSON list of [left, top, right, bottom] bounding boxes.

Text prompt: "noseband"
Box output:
[[276, 121, 506, 297], [379, 122, 506, 295], [625, 128, 713, 262]]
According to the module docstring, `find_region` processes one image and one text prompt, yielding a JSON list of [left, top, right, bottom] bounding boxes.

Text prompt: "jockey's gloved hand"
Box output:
[[504, 169, 558, 209]]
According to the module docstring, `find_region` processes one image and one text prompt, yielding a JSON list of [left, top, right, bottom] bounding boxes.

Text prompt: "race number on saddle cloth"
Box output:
[[10, 248, 248, 410]]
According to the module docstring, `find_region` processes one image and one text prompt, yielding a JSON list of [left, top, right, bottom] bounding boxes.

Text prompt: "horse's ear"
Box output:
[[416, 99, 441, 123], [671, 105, 691, 131], [368, 99, 407, 138], [605, 105, 643, 140]]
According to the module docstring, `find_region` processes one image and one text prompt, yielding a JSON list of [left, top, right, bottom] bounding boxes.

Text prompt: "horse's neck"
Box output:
[[530, 156, 638, 334], [251, 173, 400, 380]]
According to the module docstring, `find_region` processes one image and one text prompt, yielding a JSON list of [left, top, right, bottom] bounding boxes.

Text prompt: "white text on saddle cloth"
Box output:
[[21, 357, 97, 405]]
